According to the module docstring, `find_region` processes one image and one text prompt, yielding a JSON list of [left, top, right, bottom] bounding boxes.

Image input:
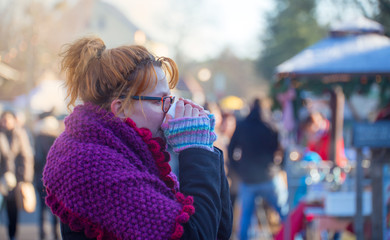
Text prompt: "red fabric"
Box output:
[[306, 120, 347, 167], [307, 131, 330, 161], [376, 104, 390, 121], [274, 202, 307, 240], [274, 201, 372, 239]]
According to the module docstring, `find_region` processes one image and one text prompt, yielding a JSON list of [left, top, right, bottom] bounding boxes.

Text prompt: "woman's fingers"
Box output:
[[172, 98, 207, 119], [192, 108, 200, 117], [175, 100, 185, 118], [181, 98, 204, 111], [184, 104, 193, 117]]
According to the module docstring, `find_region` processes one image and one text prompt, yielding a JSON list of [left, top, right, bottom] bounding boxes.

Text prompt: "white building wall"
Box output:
[[81, 1, 139, 48]]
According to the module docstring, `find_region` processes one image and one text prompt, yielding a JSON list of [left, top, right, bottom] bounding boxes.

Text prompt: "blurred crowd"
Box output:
[[0, 108, 62, 240]]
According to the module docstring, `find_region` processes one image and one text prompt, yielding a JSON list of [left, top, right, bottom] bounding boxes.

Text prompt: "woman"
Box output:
[[228, 99, 287, 240], [43, 37, 232, 240], [302, 112, 347, 167]]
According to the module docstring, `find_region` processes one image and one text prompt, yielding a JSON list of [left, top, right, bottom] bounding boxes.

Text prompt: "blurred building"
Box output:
[[0, 0, 171, 116], [74, 0, 140, 48]]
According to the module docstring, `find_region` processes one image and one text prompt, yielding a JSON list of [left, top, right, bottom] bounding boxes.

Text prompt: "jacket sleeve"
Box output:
[[18, 128, 34, 182], [0, 133, 15, 174], [179, 148, 232, 240], [216, 148, 233, 240]]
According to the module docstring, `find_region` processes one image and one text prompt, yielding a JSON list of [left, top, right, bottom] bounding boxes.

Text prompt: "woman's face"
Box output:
[[124, 67, 171, 138]]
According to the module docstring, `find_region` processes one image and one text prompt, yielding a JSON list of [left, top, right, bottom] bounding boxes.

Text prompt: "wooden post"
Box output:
[[329, 86, 345, 164], [355, 148, 364, 240]]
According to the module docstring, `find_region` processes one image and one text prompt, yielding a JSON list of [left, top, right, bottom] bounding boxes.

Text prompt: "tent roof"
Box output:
[[276, 18, 390, 77], [276, 33, 390, 76]]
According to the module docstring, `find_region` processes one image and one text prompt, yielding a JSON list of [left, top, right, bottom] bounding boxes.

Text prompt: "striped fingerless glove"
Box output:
[[161, 114, 217, 153]]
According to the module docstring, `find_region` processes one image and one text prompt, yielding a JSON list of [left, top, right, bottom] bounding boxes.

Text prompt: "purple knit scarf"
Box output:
[[43, 103, 194, 240]]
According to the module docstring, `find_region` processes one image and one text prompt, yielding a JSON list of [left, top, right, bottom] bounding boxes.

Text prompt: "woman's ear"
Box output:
[[111, 99, 126, 119]]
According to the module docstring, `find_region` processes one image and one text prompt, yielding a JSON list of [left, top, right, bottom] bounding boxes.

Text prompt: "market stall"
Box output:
[[273, 17, 390, 240]]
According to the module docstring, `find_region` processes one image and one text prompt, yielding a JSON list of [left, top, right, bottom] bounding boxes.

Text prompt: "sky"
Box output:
[[103, 0, 373, 62], [104, 0, 275, 61]]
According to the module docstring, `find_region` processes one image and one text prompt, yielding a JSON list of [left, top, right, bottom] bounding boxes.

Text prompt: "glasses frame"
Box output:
[[129, 95, 175, 113]]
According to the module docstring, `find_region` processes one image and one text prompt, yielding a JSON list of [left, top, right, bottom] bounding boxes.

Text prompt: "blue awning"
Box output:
[[276, 18, 390, 76]]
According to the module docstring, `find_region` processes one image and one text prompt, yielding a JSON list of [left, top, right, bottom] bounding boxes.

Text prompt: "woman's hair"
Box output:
[[60, 36, 179, 112]]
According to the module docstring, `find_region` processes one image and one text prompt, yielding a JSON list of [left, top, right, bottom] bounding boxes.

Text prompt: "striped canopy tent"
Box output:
[[274, 17, 390, 163]]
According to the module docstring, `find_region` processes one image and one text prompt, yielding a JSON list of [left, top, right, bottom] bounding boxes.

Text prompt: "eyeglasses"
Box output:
[[130, 96, 175, 113]]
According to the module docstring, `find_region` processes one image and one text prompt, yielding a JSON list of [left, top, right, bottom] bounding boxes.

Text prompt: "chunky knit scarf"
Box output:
[[43, 103, 194, 240]]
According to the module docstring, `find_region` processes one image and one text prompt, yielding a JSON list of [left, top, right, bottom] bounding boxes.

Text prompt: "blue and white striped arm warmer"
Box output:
[[161, 114, 217, 153]]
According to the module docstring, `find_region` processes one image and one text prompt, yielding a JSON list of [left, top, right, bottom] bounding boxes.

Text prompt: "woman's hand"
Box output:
[[164, 98, 209, 123], [161, 98, 216, 153]]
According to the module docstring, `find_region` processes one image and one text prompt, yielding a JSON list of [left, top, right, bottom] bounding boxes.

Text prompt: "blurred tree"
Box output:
[[256, 0, 326, 81], [329, 0, 390, 36], [375, 0, 390, 35], [0, 1, 63, 100]]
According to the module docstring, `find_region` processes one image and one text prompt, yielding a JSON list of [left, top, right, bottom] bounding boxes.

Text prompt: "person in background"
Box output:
[[34, 112, 60, 240], [302, 112, 348, 167], [228, 98, 287, 240], [0, 110, 34, 240], [42, 37, 232, 240]]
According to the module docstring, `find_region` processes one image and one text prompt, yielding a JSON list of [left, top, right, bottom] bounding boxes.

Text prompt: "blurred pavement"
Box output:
[[0, 202, 61, 240]]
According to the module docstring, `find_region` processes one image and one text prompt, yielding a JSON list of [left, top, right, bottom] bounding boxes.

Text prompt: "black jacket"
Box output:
[[60, 147, 232, 240], [228, 108, 279, 184], [34, 133, 56, 190]]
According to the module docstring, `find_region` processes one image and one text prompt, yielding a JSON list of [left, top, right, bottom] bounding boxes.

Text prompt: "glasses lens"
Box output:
[[163, 97, 172, 113]]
